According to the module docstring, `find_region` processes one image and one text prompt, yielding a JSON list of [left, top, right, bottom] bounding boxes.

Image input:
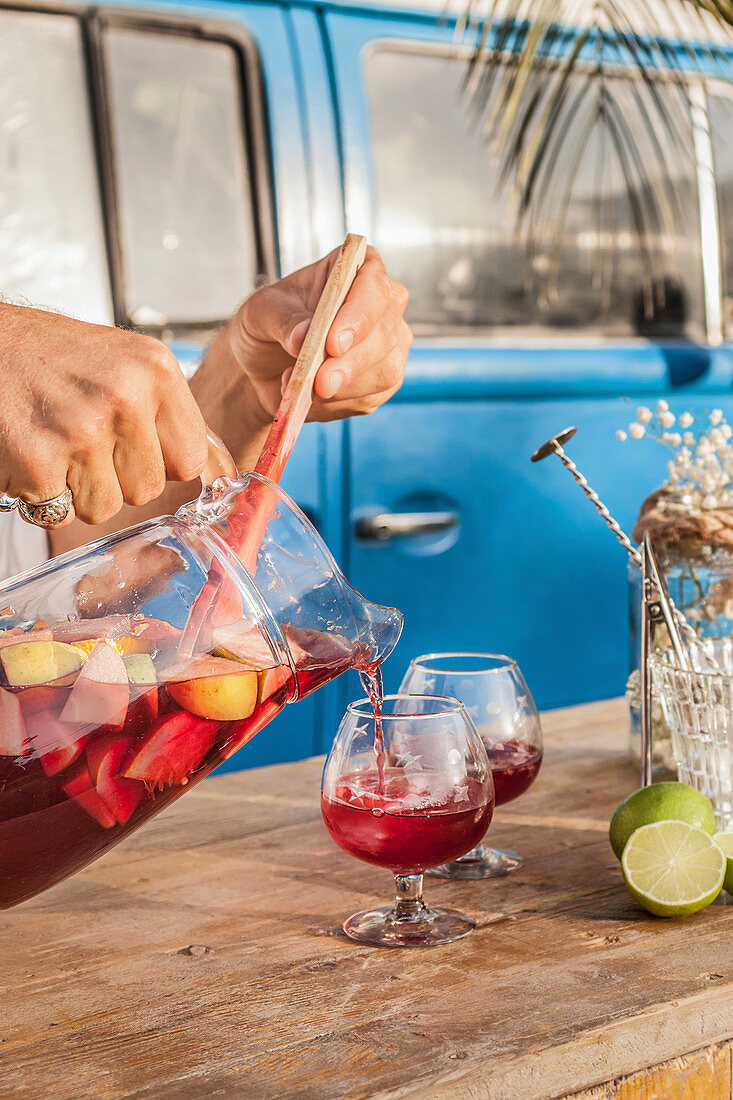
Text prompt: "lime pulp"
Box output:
[[621, 820, 725, 918]]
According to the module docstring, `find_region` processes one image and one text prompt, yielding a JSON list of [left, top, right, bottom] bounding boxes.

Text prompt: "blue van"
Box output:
[[1, 0, 732, 766]]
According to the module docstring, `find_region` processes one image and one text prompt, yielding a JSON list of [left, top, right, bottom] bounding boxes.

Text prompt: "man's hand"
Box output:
[[0, 304, 208, 527], [10, 241, 410, 557], [192, 245, 411, 467]]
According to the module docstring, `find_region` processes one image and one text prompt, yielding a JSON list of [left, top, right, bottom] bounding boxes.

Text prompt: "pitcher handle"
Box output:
[[202, 427, 239, 489], [187, 427, 241, 521]]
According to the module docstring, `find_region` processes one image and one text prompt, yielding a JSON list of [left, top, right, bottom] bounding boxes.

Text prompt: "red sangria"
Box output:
[[399, 653, 543, 879], [322, 771, 493, 874], [0, 615, 302, 908], [488, 739, 543, 806], [321, 695, 494, 947]]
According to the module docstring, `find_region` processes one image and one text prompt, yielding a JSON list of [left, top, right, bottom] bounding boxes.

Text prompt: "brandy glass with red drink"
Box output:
[[399, 654, 542, 879], [321, 694, 494, 947]]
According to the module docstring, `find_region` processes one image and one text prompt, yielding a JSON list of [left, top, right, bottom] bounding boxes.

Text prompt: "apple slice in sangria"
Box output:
[[0, 615, 294, 907]]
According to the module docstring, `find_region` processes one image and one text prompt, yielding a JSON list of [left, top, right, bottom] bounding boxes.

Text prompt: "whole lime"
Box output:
[[609, 782, 716, 859], [714, 833, 733, 895]]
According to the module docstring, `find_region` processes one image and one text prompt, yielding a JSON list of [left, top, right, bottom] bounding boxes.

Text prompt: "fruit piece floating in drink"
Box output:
[[321, 694, 494, 947], [398, 653, 542, 880], [0, 614, 312, 908]]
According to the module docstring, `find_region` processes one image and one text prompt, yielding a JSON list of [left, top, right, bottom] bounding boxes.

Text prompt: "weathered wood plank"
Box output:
[[567, 1042, 732, 1099], [4, 699, 733, 1100]]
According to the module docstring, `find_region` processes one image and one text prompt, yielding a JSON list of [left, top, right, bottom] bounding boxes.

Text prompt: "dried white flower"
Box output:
[[618, 402, 733, 509], [616, 430, 627, 441]]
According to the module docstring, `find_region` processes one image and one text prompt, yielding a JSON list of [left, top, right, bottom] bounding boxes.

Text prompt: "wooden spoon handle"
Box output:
[[254, 234, 367, 483]]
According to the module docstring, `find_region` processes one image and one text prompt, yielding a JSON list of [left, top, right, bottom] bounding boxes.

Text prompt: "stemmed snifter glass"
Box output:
[[321, 694, 494, 947], [399, 653, 542, 879]]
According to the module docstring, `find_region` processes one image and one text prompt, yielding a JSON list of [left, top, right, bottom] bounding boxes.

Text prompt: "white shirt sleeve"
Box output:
[[0, 511, 50, 585]]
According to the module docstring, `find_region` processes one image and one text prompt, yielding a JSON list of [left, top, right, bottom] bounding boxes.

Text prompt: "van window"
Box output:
[[708, 88, 733, 340], [0, 10, 112, 324], [104, 28, 257, 327], [365, 46, 705, 341]]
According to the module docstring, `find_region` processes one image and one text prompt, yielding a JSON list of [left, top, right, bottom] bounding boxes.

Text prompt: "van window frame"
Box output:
[[363, 36, 727, 347], [0, 0, 277, 337]]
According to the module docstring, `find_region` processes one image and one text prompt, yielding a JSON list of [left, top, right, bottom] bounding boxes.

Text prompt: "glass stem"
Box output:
[[391, 874, 428, 923]]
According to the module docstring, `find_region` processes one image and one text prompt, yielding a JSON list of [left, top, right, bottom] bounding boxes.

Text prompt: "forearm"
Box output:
[[43, 242, 409, 561], [187, 325, 271, 474]]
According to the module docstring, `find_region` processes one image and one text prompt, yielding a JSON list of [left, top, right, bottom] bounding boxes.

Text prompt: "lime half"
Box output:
[[622, 821, 725, 917], [609, 782, 716, 860], [714, 832, 733, 895]]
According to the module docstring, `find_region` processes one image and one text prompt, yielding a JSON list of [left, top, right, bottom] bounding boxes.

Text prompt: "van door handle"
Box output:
[[354, 511, 460, 542]]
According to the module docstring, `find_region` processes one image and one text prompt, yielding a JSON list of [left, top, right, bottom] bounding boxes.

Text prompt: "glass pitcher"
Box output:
[[0, 442, 402, 907]]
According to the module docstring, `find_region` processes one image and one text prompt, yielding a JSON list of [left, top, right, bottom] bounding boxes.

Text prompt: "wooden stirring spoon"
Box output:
[[255, 233, 368, 482], [180, 234, 367, 655]]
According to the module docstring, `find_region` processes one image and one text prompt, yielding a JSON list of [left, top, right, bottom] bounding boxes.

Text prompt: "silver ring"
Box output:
[[17, 487, 74, 528]]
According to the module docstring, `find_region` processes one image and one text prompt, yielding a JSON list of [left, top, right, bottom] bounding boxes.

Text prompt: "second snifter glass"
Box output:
[[399, 653, 543, 879]]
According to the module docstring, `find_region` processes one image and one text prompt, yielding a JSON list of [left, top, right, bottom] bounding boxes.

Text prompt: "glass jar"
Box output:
[[627, 539, 733, 774]]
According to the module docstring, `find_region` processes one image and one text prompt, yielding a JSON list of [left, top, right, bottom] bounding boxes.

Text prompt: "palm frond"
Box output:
[[454, 0, 733, 331]]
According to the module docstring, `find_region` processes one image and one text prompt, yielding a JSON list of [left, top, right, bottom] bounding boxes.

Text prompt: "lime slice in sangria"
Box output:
[[622, 821, 725, 917]]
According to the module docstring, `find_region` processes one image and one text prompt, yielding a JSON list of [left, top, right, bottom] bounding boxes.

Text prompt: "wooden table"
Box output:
[[4, 698, 733, 1099]]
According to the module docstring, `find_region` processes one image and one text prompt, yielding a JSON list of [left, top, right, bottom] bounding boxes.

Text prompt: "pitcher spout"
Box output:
[[343, 585, 403, 670], [194, 471, 403, 699]]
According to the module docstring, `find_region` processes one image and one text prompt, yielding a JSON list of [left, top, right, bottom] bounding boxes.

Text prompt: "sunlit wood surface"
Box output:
[[4, 698, 733, 1100]]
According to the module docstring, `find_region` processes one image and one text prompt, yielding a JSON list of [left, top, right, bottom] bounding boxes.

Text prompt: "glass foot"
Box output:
[[425, 844, 523, 880], [343, 905, 476, 947]]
